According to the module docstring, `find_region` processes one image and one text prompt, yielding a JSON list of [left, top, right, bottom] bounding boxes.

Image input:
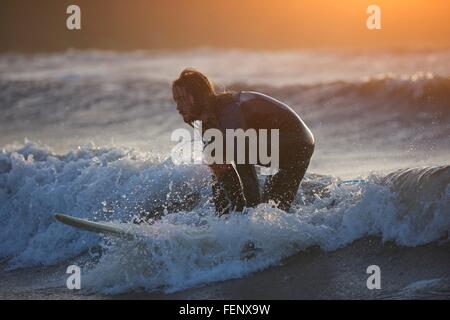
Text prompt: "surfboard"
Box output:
[[54, 213, 136, 240], [55, 213, 262, 260]]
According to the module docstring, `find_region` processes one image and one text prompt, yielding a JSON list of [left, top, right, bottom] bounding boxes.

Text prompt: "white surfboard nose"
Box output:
[[54, 213, 136, 240]]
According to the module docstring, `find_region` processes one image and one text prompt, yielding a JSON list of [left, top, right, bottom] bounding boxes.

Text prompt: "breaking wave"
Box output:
[[0, 142, 448, 293]]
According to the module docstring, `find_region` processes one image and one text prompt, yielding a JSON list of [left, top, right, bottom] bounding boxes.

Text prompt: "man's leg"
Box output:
[[262, 146, 313, 211]]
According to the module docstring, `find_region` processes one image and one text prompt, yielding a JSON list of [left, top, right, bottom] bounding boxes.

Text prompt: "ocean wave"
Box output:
[[2, 49, 450, 86], [1, 73, 448, 151], [0, 142, 448, 293], [233, 73, 450, 116], [0, 142, 210, 268], [382, 278, 450, 300]]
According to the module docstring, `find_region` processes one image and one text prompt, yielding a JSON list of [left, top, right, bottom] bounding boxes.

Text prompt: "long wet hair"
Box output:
[[172, 68, 235, 131]]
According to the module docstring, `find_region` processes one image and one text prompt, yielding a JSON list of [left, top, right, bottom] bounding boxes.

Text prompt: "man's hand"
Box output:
[[210, 163, 246, 213]]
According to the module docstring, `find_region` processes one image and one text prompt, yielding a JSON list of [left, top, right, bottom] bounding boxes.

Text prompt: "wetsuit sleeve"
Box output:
[[216, 98, 261, 209], [209, 164, 245, 215]]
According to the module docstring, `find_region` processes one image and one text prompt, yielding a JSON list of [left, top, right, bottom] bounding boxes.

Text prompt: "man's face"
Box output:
[[173, 86, 197, 123]]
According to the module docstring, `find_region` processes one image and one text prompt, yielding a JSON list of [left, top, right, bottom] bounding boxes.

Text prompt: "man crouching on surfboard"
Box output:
[[172, 68, 315, 215]]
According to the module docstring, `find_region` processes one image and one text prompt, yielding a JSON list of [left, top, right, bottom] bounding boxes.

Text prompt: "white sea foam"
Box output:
[[1, 49, 449, 294], [0, 143, 448, 293]]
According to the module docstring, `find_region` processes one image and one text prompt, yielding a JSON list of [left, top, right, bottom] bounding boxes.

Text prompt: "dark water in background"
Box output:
[[1, 49, 449, 176], [0, 49, 449, 296]]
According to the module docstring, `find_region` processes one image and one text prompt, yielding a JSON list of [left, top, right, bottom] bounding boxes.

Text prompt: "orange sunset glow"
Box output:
[[1, 0, 450, 52]]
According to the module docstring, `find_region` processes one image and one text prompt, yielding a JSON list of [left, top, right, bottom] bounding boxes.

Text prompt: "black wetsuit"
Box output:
[[210, 91, 315, 214]]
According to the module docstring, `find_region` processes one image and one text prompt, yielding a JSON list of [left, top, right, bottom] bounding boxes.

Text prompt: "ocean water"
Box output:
[[0, 49, 449, 296]]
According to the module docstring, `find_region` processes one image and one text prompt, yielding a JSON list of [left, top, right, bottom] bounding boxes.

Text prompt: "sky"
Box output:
[[1, 0, 450, 52]]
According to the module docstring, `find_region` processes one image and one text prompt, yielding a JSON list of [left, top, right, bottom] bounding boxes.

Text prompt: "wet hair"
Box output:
[[172, 68, 235, 129]]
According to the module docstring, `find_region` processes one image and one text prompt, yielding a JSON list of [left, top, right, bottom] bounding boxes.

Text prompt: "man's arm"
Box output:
[[210, 94, 260, 213], [209, 164, 245, 215]]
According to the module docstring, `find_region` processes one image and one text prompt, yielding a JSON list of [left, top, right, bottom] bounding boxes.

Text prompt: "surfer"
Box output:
[[172, 68, 315, 214]]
